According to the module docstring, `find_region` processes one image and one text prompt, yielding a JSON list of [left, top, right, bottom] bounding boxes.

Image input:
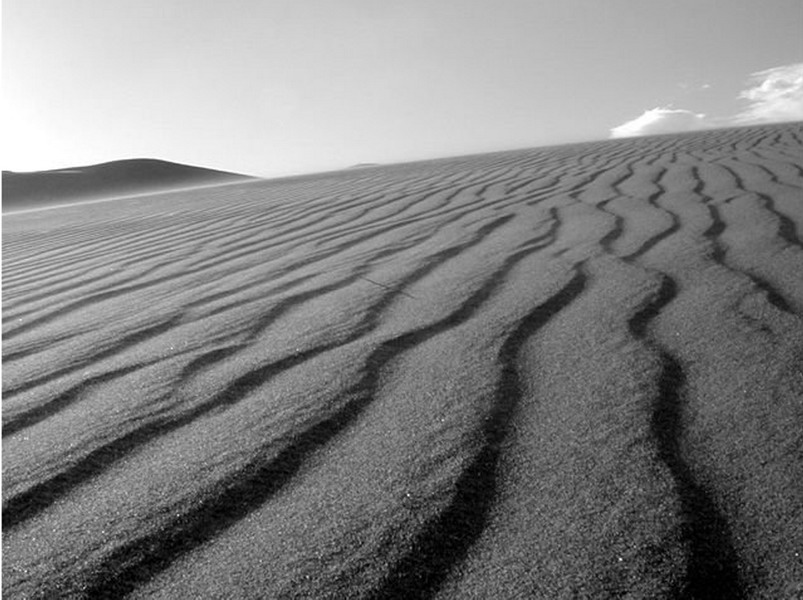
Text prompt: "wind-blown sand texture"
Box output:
[[3, 123, 803, 599]]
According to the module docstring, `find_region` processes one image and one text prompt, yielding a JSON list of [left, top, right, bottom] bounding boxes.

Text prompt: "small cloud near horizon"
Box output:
[[610, 107, 707, 138], [610, 62, 803, 138]]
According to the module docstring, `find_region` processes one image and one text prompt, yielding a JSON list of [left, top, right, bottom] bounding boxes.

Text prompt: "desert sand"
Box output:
[[2, 159, 255, 214], [3, 122, 803, 599]]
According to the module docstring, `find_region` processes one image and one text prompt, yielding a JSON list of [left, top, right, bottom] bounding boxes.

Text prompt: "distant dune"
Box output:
[[349, 163, 383, 169], [2, 158, 255, 213], [3, 123, 803, 599]]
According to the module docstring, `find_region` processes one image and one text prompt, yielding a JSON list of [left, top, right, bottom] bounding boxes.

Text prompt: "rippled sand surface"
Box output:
[[3, 123, 803, 599]]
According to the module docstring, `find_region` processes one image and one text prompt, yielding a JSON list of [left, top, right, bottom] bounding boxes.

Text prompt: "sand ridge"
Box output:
[[3, 123, 803, 599], [2, 159, 256, 214]]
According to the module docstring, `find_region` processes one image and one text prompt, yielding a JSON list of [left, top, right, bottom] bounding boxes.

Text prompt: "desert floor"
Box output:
[[3, 123, 803, 599]]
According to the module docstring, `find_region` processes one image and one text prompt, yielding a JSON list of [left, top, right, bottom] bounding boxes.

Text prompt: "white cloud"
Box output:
[[733, 62, 803, 124], [609, 107, 708, 138], [610, 63, 803, 139]]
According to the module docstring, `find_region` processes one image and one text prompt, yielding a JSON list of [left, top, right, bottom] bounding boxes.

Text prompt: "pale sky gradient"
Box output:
[[3, 0, 802, 177]]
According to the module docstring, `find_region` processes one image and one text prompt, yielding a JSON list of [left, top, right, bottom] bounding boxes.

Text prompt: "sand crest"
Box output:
[[2, 159, 254, 213]]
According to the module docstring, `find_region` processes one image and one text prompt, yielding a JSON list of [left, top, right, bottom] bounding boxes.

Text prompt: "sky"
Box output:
[[3, 0, 802, 178]]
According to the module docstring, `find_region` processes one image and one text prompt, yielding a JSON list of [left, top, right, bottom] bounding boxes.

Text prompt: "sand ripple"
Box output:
[[3, 123, 803, 599]]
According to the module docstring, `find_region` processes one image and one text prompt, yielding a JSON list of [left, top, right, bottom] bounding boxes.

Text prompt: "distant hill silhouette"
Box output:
[[2, 159, 256, 212]]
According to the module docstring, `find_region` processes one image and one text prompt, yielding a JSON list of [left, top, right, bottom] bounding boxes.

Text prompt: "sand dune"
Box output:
[[3, 123, 803, 599], [2, 159, 255, 213]]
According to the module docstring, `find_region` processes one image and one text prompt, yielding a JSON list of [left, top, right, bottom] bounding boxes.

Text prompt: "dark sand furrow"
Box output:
[[627, 273, 745, 599], [596, 200, 626, 254], [549, 158, 621, 199], [0, 150, 608, 312], [126, 205, 427, 291], [575, 161, 634, 206], [192, 228, 435, 320], [687, 165, 709, 201], [714, 161, 803, 247], [2, 326, 102, 364], [179, 271, 321, 321], [63, 221, 558, 598], [654, 164, 801, 321], [1, 225, 155, 268], [4, 383, 183, 525], [700, 203, 726, 262], [2, 362, 159, 440], [3, 256, 221, 338], [198, 188, 404, 256], [0, 229, 198, 293], [206, 247, 409, 342], [183, 216, 448, 319], [75, 388, 379, 599], [616, 160, 665, 201], [550, 199, 619, 261], [510, 177, 564, 203], [486, 155, 571, 201], [2, 261, 129, 305], [473, 166, 537, 200], [101, 211, 309, 264], [304, 168, 531, 251], [738, 273, 795, 314], [1, 342, 344, 531], [555, 151, 748, 599], [633, 184, 803, 597], [2, 210, 241, 278], [678, 162, 803, 317], [278, 183, 437, 230], [3, 267, 375, 437], [3, 272, 345, 415], [4, 199, 388, 330], [251, 213, 537, 350], [621, 174, 680, 261], [3, 214, 528, 529], [556, 152, 643, 202], [496, 152, 590, 199], [295, 191, 515, 264], [5, 207, 517, 398], [471, 179, 571, 216], [4, 122, 802, 599], [3, 311, 255, 421], [505, 171, 559, 195], [728, 154, 803, 196], [279, 166, 493, 226], [703, 202, 798, 315], [3, 261, 167, 313], [371, 266, 587, 600], [2, 256, 190, 324], [433, 257, 687, 600], [2, 314, 184, 402], [518, 184, 569, 207], [743, 150, 803, 186], [4, 192, 362, 295], [130, 252, 571, 600], [4, 301, 256, 399], [781, 125, 803, 146], [302, 187, 464, 250], [275, 208, 516, 285]]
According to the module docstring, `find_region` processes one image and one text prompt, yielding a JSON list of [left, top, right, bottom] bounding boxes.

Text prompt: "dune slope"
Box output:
[[2, 159, 255, 213], [3, 123, 803, 599]]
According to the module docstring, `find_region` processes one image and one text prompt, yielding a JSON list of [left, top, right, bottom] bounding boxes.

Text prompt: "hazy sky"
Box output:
[[3, 0, 802, 177]]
